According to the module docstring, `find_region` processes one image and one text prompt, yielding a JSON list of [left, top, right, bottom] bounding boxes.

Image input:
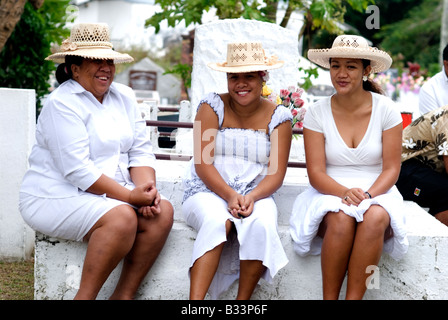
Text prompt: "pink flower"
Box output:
[[282, 97, 291, 107], [280, 89, 290, 99], [291, 109, 298, 117], [294, 121, 304, 129], [295, 88, 304, 96], [292, 97, 304, 108], [291, 92, 302, 100]]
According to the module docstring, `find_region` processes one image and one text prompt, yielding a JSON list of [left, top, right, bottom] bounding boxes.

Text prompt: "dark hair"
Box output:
[[361, 59, 384, 95], [55, 55, 84, 84], [443, 44, 448, 62]]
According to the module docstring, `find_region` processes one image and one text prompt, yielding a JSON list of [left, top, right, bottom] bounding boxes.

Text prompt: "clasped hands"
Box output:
[[227, 193, 254, 220], [129, 181, 161, 218], [341, 187, 371, 206]]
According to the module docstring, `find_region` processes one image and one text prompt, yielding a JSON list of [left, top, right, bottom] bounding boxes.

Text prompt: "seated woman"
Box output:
[[182, 42, 291, 299], [289, 35, 408, 299], [19, 23, 173, 300]]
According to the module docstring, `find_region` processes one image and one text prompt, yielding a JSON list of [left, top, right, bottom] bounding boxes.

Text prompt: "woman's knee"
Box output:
[[158, 199, 174, 230], [361, 205, 390, 236], [319, 211, 356, 239], [86, 204, 138, 241]]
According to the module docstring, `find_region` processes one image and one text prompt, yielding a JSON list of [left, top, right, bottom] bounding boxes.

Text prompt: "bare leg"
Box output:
[[318, 211, 356, 300], [435, 210, 448, 226], [236, 260, 266, 300], [74, 204, 138, 300], [189, 220, 233, 300], [109, 199, 174, 299], [345, 205, 390, 300]]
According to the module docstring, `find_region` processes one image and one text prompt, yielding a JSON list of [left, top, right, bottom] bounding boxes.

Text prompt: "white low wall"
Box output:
[[34, 160, 448, 300], [0, 88, 35, 261]]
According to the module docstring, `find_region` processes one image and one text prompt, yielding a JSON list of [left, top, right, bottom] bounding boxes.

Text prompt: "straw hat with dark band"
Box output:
[[46, 23, 133, 64], [307, 35, 392, 73], [208, 42, 284, 73]]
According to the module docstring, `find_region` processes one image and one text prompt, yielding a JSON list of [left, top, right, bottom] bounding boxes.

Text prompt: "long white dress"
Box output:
[[182, 92, 291, 299], [289, 92, 409, 261]]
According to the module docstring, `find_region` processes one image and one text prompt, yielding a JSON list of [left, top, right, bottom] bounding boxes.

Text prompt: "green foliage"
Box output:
[[145, 0, 374, 90], [298, 66, 319, 90], [146, 0, 271, 33], [377, 0, 441, 72], [0, 0, 70, 114], [344, 0, 441, 72]]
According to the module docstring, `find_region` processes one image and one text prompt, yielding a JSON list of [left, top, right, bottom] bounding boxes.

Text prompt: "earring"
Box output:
[[363, 75, 368, 81]]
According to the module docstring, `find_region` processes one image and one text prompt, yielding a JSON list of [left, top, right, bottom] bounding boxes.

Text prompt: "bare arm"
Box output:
[[86, 173, 156, 208], [367, 123, 403, 197], [240, 121, 292, 215], [193, 103, 240, 205], [444, 156, 448, 174]]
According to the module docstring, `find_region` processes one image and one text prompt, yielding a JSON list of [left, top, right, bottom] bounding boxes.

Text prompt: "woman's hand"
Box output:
[[227, 193, 246, 218], [238, 193, 255, 218], [227, 193, 255, 219], [341, 187, 369, 206], [137, 189, 161, 218], [128, 181, 158, 208]]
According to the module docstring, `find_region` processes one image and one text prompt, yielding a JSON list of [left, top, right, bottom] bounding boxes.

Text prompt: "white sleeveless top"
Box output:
[[183, 92, 293, 202]]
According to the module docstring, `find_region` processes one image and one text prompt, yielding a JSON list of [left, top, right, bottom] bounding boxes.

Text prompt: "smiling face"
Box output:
[[329, 58, 371, 95], [226, 72, 263, 105], [71, 58, 115, 102]]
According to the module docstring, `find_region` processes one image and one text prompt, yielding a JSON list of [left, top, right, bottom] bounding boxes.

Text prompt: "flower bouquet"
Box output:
[[262, 84, 306, 130]]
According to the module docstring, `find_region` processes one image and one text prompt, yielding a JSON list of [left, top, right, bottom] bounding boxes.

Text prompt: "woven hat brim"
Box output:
[[307, 48, 392, 73], [45, 48, 134, 64], [207, 61, 284, 73]]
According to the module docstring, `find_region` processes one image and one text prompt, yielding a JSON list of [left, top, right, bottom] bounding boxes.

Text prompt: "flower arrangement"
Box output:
[[372, 62, 430, 99], [392, 72, 427, 94], [262, 84, 306, 129]]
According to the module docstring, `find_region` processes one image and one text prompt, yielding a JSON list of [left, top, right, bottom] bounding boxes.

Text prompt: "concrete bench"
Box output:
[[34, 160, 448, 300]]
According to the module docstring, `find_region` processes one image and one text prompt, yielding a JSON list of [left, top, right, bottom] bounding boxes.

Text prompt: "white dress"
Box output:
[[182, 92, 291, 299], [289, 92, 409, 260], [19, 80, 157, 241]]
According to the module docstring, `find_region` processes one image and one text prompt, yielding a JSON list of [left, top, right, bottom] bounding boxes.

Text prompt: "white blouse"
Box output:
[[304, 92, 402, 186], [20, 80, 155, 198]]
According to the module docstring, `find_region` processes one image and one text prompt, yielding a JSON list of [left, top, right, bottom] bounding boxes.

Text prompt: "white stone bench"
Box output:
[[34, 160, 448, 300]]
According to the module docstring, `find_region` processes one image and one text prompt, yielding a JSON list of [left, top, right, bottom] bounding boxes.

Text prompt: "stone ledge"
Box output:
[[34, 200, 448, 300]]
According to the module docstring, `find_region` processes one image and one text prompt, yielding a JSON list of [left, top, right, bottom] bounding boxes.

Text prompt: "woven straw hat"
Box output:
[[307, 35, 392, 73], [208, 42, 284, 73], [46, 23, 133, 64]]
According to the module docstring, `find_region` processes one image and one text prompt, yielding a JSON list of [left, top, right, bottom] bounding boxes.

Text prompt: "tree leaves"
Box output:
[[0, 0, 70, 115]]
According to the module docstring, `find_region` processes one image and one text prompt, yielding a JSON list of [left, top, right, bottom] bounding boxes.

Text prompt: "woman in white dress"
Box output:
[[289, 35, 408, 299], [19, 23, 173, 299], [182, 42, 291, 299]]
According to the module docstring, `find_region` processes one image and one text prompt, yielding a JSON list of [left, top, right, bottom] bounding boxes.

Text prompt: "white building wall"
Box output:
[[0, 88, 36, 260]]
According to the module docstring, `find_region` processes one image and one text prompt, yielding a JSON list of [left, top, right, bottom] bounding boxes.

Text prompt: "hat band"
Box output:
[[61, 39, 113, 52], [219, 54, 280, 68]]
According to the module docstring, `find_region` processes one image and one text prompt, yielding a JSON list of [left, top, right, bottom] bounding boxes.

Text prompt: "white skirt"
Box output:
[[19, 191, 129, 242], [182, 192, 288, 299], [289, 185, 409, 261]]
